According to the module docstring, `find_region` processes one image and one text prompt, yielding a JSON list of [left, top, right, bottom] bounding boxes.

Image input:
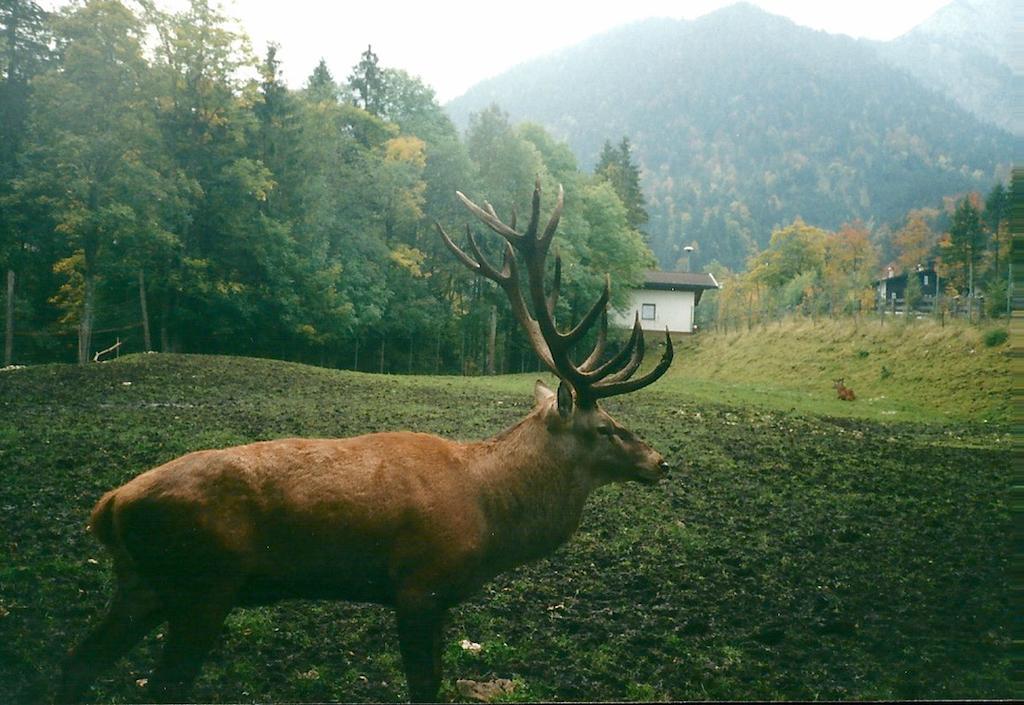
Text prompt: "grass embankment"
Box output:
[[666, 317, 1011, 423], [0, 338, 1012, 703]]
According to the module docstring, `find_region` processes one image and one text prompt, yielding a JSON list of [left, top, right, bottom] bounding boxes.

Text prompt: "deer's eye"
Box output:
[[596, 425, 615, 437]]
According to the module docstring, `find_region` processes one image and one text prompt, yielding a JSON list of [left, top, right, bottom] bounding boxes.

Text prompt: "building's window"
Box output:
[[641, 303, 656, 321]]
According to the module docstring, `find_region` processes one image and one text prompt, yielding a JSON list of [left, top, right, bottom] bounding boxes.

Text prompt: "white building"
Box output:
[[612, 270, 719, 334]]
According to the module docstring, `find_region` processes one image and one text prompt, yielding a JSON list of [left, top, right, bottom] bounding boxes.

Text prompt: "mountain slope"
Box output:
[[875, 0, 1016, 135], [445, 3, 1015, 271]]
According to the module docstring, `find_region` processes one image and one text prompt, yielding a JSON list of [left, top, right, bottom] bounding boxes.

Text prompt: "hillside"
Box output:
[[445, 3, 1015, 272], [666, 317, 1011, 423]]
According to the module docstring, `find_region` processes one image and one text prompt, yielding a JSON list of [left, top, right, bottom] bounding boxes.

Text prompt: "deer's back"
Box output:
[[94, 434, 487, 605]]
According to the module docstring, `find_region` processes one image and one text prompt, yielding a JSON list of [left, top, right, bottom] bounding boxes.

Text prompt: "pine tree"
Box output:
[[983, 181, 1009, 278], [945, 196, 984, 297], [595, 137, 647, 230], [348, 44, 385, 116], [0, 0, 50, 174], [254, 43, 299, 217], [305, 58, 337, 103], [595, 140, 617, 175], [983, 182, 1009, 234]]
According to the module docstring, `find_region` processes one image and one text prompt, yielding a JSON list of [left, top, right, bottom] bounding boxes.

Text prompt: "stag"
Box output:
[[58, 180, 673, 703]]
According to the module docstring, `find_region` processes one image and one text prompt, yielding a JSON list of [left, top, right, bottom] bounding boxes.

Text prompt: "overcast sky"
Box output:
[[45, 0, 955, 102]]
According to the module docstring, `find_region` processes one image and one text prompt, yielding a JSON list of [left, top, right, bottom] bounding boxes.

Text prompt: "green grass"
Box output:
[[0, 344, 1012, 702]]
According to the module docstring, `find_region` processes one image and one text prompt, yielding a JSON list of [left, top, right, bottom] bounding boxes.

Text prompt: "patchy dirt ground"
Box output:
[[0, 354, 1012, 702]]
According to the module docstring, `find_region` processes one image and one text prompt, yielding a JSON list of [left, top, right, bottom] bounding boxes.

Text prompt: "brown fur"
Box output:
[[834, 378, 856, 401], [58, 382, 666, 703]]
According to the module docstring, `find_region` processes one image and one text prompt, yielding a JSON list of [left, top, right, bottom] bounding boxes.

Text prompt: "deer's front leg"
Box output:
[[395, 603, 446, 703]]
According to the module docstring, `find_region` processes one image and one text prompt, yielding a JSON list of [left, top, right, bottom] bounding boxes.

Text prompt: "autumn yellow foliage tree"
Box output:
[[823, 221, 878, 314], [714, 217, 881, 325], [748, 218, 827, 311], [893, 209, 938, 273]]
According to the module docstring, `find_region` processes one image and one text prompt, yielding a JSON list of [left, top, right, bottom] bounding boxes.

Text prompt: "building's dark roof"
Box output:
[[872, 267, 937, 286], [640, 270, 719, 291]]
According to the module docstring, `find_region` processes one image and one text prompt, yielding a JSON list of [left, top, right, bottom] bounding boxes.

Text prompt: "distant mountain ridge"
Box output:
[[902, 0, 1010, 61], [445, 2, 1015, 272], [876, 0, 1016, 136]]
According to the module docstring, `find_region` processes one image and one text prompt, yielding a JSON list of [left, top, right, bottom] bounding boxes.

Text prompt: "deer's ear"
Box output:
[[534, 380, 555, 406], [556, 381, 574, 419]]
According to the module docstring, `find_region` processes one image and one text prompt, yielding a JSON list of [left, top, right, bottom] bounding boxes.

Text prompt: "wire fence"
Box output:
[[704, 293, 1009, 336], [4, 312, 147, 367], [3, 288, 1011, 371], [1, 303, 548, 376]]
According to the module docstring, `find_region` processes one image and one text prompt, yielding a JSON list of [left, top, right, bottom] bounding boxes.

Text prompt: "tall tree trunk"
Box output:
[[1008, 261, 1013, 318], [160, 296, 169, 353], [79, 271, 96, 364], [4, 269, 14, 366], [460, 331, 465, 376], [434, 331, 441, 374], [486, 305, 497, 375], [138, 269, 152, 352], [968, 250, 975, 299]]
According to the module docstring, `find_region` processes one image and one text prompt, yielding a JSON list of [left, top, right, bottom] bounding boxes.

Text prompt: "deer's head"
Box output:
[[438, 179, 672, 486], [530, 380, 668, 485]]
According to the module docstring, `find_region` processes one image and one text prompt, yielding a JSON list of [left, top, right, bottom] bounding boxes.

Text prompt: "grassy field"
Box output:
[[668, 317, 1011, 423], [0, 320, 1012, 702]]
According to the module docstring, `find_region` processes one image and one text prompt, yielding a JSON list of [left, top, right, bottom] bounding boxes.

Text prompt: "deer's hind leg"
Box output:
[[396, 608, 446, 703], [57, 570, 164, 703], [146, 578, 240, 703]]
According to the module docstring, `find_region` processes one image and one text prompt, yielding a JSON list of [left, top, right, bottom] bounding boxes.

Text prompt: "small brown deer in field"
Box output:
[[59, 180, 674, 704], [834, 378, 856, 401]]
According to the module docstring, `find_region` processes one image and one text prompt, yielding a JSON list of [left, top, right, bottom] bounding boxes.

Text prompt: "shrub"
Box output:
[[982, 328, 1008, 347]]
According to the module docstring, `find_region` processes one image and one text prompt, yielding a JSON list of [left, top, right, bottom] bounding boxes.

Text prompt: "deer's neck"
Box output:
[[470, 417, 600, 570]]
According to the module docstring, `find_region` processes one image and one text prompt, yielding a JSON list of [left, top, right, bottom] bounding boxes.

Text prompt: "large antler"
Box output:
[[436, 178, 673, 407]]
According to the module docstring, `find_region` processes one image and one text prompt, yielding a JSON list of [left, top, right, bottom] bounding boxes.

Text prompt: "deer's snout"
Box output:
[[633, 452, 670, 484], [651, 459, 671, 482]]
